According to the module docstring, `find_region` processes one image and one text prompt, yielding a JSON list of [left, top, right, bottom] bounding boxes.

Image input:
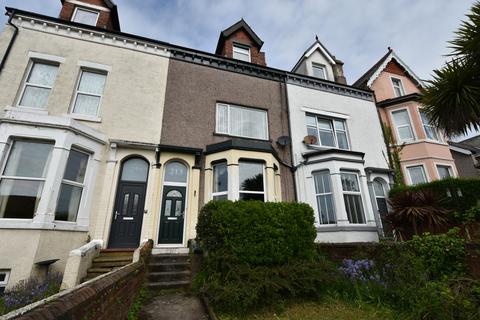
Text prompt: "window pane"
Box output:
[[121, 158, 149, 182], [19, 86, 51, 109], [307, 127, 319, 144], [317, 194, 336, 224], [318, 119, 332, 130], [27, 63, 58, 87], [63, 150, 88, 183], [233, 45, 250, 62], [213, 194, 228, 201], [73, 94, 101, 116], [239, 162, 264, 192], [3, 141, 53, 178], [175, 201, 183, 216], [312, 65, 326, 79], [392, 110, 410, 126], [164, 162, 188, 183], [319, 130, 335, 147], [132, 194, 139, 215], [166, 190, 182, 197], [216, 104, 228, 133], [78, 72, 106, 95], [424, 126, 439, 140], [398, 126, 414, 141], [344, 194, 365, 224], [55, 183, 82, 222], [437, 166, 452, 179], [0, 179, 43, 219], [239, 193, 264, 201], [341, 173, 360, 192], [229, 106, 267, 140], [314, 171, 330, 194], [336, 132, 349, 150], [306, 115, 317, 126], [73, 8, 98, 26], [213, 163, 228, 193], [408, 166, 427, 185], [373, 180, 385, 197], [164, 200, 172, 216], [334, 120, 346, 131]]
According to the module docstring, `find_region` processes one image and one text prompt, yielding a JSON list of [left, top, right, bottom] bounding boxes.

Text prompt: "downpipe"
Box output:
[[0, 9, 19, 74]]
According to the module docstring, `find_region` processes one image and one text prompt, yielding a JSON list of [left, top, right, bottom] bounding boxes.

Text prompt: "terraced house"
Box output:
[[0, 0, 395, 290]]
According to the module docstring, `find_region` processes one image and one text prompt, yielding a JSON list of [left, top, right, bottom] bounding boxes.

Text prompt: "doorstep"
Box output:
[[152, 247, 189, 255]]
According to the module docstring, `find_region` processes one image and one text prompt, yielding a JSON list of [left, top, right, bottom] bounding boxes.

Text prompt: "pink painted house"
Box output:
[[354, 49, 457, 185]]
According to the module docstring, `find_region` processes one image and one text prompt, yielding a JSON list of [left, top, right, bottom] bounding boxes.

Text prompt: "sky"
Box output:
[[1, 0, 478, 138]]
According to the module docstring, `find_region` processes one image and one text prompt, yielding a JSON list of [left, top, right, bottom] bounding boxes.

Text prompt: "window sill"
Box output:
[[316, 225, 378, 232], [4, 105, 49, 115], [0, 219, 88, 232], [213, 132, 271, 142], [305, 144, 350, 152], [392, 139, 448, 147], [65, 113, 102, 123]]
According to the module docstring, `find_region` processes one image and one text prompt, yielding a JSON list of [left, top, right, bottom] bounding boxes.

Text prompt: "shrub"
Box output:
[[196, 201, 317, 265], [408, 228, 466, 279], [0, 273, 62, 315], [389, 178, 480, 213]]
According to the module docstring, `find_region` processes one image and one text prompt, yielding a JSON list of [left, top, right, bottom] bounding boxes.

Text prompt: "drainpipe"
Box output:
[[283, 73, 298, 202], [0, 10, 19, 74]]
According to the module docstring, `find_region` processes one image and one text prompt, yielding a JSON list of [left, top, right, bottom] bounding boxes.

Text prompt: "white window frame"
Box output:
[[0, 139, 54, 220], [340, 171, 366, 224], [17, 61, 59, 110], [436, 164, 454, 180], [215, 103, 269, 140], [238, 161, 266, 201], [391, 77, 405, 97], [70, 69, 107, 118], [311, 62, 327, 79], [390, 108, 416, 143], [313, 170, 336, 225], [405, 164, 429, 185], [71, 7, 99, 26], [0, 270, 10, 293], [212, 161, 228, 200], [232, 43, 251, 62], [54, 148, 90, 222], [306, 114, 350, 150]]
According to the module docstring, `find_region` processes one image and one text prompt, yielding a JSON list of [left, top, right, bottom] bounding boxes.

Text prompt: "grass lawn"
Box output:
[[218, 299, 394, 320]]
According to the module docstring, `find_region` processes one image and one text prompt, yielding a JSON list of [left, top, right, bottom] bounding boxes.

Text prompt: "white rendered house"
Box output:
[[288, 39, 392, 243]]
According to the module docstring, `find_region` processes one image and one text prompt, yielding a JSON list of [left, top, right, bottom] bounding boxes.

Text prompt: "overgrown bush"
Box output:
[[196, 201, 317, 265], [0, 273, 62, 315]]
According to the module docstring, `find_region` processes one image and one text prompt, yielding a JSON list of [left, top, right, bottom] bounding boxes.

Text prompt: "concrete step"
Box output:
[[147, 280, 190, 290], [149, 262, 190, 272], [87, 267, 114, 273], [148, 271, 190, 282], [93, 256, 133, 263], [91, 260, 130, 268], [150, 254, 190, 264]]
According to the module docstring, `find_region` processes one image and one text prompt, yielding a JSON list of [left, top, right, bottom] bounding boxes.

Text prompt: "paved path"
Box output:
[[138, 292, 209, 320]]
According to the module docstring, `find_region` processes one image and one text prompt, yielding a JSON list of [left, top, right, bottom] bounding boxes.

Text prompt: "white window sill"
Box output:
[[392, 139, 448, 147], [4, 105, 49, 115], [65, 113, 102, 123], [0, 218, 88, 232]]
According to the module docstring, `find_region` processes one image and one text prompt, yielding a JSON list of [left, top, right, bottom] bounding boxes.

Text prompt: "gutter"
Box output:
[[0, 9, 18, 74]]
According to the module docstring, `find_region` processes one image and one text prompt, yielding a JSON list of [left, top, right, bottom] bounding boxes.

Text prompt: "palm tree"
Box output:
[[421, 1, 480, 137]]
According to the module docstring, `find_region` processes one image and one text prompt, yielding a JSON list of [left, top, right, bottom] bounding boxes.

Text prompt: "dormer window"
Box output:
[[72, 7, 99, 26], [312, 63, 327, 79], [391, 77, 405, 97], [232, 44, 251, 62]]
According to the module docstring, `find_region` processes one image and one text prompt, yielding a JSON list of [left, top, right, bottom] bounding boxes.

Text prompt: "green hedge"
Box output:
[[196, 201, 317, 265], [389, 178, 480, 212]]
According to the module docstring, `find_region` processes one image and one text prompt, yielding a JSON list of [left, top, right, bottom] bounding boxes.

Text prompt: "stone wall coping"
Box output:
[[69, 239, 103, 257]]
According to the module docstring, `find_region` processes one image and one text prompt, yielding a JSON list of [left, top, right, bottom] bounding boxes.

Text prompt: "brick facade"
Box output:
[[219, 29, 266, 66], [9, 241, 153, 320], [59, 0, 116, 31]]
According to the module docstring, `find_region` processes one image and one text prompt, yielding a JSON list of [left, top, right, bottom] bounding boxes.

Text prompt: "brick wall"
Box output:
[[59, 0, 115, 30], [220, 29, 266, 66], [9, 240, 153, 320]]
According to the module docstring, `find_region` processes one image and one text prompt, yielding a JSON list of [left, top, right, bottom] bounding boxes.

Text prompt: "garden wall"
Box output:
[[4, 240, 153, 320]]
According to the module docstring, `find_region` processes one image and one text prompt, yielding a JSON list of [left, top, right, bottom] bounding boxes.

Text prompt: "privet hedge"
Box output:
[[389, 178, 480, 212], [196, 201, 317, 265]]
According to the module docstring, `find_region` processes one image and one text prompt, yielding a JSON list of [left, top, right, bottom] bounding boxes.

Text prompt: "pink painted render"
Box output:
[[372, 59, 457, 185]]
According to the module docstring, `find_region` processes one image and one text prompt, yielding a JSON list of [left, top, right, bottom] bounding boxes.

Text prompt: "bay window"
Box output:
[[306, 115, 349, 149], [72, 70, 107, 117], [340, 172, 365, 224], [437, 165, 453, 180], [212, 162, 228, 201], [313, 171, 336, 224], [391, 109, 414, 142], [239, 161, 265, 201], [55, 149, 89, 222], [216, 103, 268, 140], [18, 62, 58, 109], [0, 140, 53, 219]]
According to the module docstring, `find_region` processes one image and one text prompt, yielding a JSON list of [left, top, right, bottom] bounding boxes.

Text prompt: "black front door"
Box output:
[[109, 183, 146, 248], [158, 186, 186, 244]]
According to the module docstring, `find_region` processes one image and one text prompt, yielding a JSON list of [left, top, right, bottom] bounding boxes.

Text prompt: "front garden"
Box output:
[[193, 179, 480, 319]]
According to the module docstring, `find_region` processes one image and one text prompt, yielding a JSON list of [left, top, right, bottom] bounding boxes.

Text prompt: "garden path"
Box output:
[[138, 291, 209, 320]]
